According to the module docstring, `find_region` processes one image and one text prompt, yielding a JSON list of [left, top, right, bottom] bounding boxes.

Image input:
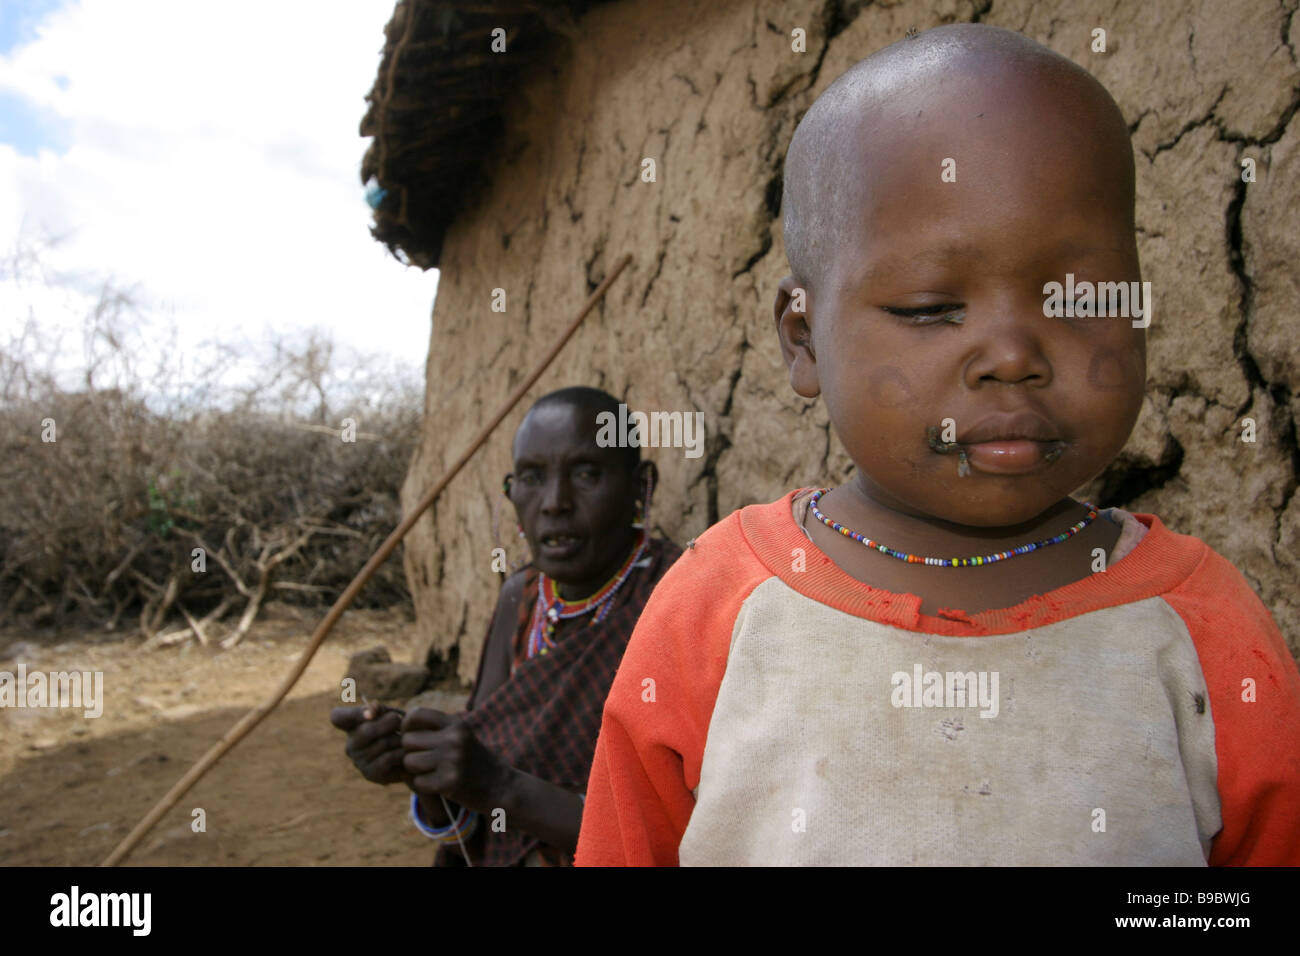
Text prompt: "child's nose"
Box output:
[[965, 305, 1053, 387]]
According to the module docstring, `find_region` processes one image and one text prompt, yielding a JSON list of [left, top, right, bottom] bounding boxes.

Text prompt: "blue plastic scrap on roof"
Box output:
[[365, 178, 388, 209]]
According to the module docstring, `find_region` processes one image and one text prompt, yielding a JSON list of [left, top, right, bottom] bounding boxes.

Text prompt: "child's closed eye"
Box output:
[[882, 304, 967, 325]]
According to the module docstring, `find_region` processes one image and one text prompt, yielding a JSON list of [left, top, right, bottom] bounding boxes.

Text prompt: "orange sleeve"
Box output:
[[575, 513, 772, 866], [1163, 548, 1300, 865]]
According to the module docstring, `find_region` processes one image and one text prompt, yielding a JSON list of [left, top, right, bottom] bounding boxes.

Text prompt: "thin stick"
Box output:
[[101, 253, 633, 866], [440, 794, 473, 867]]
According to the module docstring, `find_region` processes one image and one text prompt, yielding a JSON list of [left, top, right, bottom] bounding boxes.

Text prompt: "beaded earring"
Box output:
[[491, 475, 511, 543], [492, 473, 530, 572], [633, 467, 655, 531]]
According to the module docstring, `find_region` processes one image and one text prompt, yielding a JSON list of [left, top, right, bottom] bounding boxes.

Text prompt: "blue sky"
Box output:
[[0, 0, 437, 389], [0, 88, 69, 156], [0, 0, 68, 54], [0, 0, 69, 154]]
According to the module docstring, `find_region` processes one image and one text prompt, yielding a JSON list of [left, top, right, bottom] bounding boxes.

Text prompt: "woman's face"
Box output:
[[508, 403, 641, 591]]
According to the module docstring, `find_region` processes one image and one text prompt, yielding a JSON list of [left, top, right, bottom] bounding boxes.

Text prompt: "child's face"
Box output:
[[777, 70, 1146, 528]]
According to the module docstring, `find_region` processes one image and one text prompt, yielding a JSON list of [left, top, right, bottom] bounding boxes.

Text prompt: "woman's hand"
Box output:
[[329, 704, 410, 785], [399, 708, 513, 812]]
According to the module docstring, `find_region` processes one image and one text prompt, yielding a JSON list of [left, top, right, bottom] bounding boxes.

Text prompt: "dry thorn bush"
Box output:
[[0, 244, 421, 645]]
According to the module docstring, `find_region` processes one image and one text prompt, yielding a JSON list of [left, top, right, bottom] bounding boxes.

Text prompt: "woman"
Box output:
[[331, 386, 681, 865]]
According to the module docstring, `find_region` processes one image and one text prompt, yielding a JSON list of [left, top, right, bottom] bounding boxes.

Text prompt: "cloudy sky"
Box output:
[[0, 0, 437, 392]]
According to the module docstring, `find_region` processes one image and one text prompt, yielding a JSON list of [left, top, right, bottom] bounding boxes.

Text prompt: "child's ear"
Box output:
[[773, 275, 821, 399]]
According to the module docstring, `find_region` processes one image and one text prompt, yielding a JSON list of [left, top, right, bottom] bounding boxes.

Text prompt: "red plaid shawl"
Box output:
[[437, 535, 681, 866]]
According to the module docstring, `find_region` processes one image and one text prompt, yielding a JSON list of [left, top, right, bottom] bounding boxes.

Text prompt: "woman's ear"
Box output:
[[774, 275, 821, 399]]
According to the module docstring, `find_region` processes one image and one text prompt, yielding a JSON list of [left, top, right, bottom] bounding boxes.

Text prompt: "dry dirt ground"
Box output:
[[0, 603, 456, 866]]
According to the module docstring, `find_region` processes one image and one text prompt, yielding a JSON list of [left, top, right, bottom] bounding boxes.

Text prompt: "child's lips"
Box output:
[[962, 439, 1060, 474]]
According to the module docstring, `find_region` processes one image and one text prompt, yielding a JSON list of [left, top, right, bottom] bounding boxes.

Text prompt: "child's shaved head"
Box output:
[[774, 21, 1148, 542], [782, 23, 1135, 299]]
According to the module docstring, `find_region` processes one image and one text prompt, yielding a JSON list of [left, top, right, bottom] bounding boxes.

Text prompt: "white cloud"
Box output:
[[0, 0, 437, 390]]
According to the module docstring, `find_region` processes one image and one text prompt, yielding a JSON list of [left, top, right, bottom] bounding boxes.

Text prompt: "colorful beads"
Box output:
[[806, 488, 1098, 568], [410, 793, 479, 844], [527, 530, 649, 657]]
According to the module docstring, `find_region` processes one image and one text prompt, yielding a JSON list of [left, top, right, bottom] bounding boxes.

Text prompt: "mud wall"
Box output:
[[399, 0, 1300, 680]]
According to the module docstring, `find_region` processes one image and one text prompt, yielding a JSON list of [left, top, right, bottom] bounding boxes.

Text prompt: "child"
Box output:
[[574, 24, 1300, 865]]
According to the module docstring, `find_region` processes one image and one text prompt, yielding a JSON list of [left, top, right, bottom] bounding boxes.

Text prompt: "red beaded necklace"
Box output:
[[527, 529, 648, 657]]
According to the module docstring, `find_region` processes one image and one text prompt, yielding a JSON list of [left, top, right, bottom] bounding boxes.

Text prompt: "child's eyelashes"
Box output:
[[881, 304, 967, 325], [882, 299, 1102, 326]]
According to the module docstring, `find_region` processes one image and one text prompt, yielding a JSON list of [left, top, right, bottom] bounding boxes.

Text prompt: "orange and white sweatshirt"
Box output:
[[575, 488, 1300, 866]]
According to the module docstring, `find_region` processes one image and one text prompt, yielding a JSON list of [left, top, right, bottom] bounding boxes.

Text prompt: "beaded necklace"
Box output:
[[526, 529, 649, 657], [807, 488, 1098, 567]]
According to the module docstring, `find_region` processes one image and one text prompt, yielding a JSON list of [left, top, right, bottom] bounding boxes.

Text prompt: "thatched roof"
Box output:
[[360, 0, 614, 269]]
